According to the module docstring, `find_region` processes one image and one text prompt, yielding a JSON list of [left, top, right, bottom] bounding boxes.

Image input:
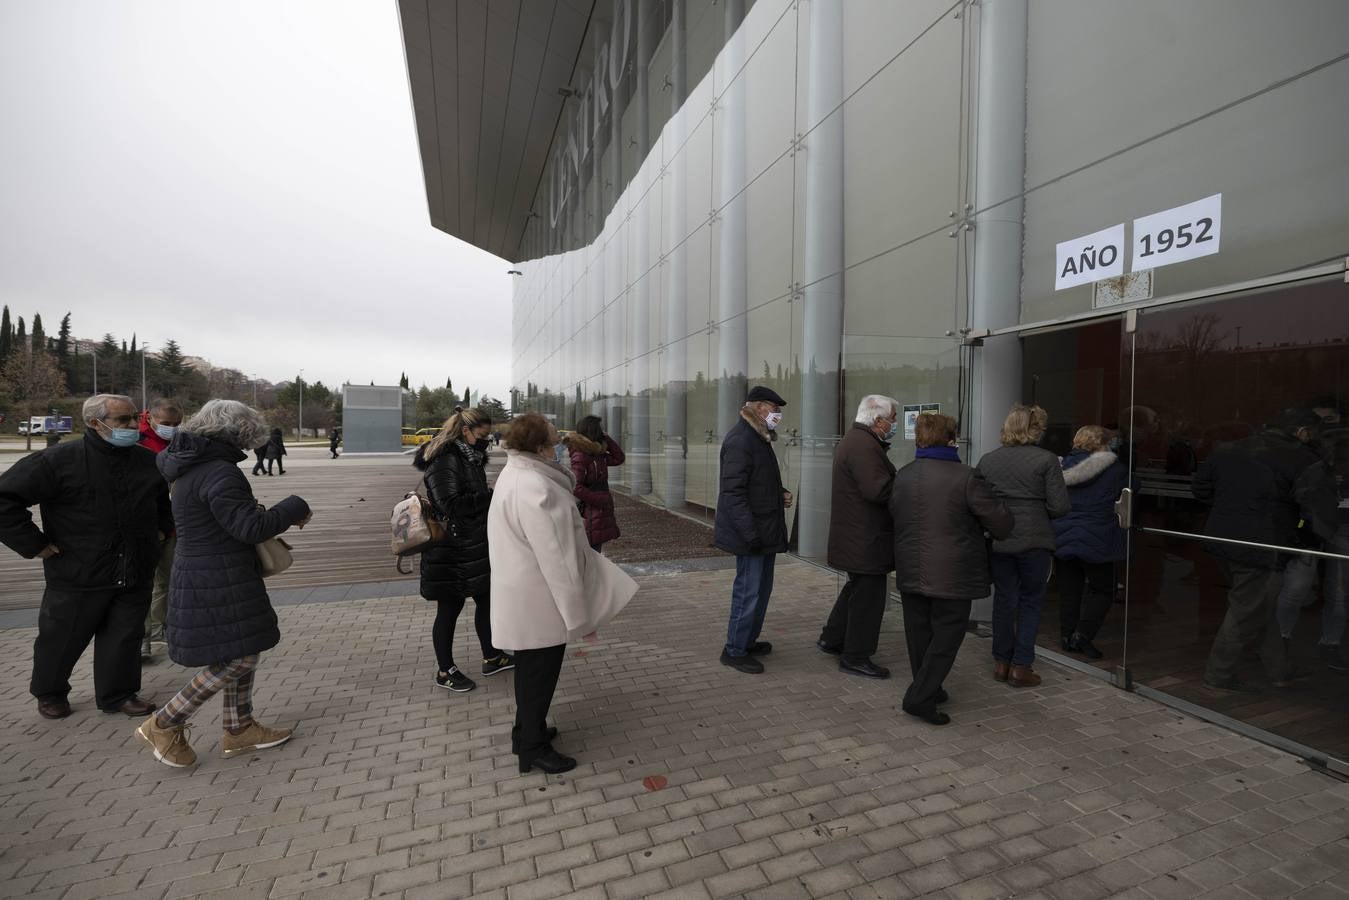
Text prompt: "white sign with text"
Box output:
[[1055, 223, 1126, 291], [1131, 193, 1222, 272]]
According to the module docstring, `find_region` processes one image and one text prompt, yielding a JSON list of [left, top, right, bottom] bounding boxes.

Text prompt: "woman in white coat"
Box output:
[[489, 413, 639, 774]]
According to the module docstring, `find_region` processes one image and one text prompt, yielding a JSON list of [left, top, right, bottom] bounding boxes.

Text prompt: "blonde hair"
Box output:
[[423, 407, 491, 461], [1000, 404, 1048, 447], [1071, 425, 1111, 452]]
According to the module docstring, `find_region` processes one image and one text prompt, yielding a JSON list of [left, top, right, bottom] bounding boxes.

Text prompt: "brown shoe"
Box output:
[[136, 715, 197, 768], [993, 661, 1010, 682], [1008, 664, 1041, 687], [221, 721, 294, 758], [38, 698, 72, 719], [105, 696, 156, 716]]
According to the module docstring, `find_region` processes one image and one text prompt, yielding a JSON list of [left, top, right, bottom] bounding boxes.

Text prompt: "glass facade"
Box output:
[[503, 0, 1349, 766]]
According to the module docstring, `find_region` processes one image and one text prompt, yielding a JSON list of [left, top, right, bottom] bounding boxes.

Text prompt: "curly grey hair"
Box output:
[[81, 394, 135, 426], [183, 399, 271, 449], [854, 394, 898, 426]]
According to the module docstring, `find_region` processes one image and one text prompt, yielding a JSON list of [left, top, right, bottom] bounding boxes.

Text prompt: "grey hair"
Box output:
[[149, 398, 182, 417], [82, 394, 135, 426], [182, 399, 271, 450], [854, 394, 898, 426]]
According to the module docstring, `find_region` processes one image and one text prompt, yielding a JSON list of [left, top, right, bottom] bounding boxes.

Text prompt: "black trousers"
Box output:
[[30, 586, 150, 710], [1206, 562, 1285, 684], [1057, 557, 1115, 641], [266, 456, 284, 474], [513, 644, 566, 758], [431, 595, 498, 671], [901, 593, 971, 713], [251, 450, 266, 474], [820, 572, 888, 663]]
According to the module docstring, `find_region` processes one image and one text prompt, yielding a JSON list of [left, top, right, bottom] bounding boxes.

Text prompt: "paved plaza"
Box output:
[[2, 556, 1347, 900]]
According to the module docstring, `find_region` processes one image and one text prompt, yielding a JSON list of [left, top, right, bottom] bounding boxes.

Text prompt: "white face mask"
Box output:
[[764, 411, 783, 431]]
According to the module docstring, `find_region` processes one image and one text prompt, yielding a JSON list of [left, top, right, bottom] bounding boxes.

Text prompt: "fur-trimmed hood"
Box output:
[[563, 432, 605, 455], [740, 406, 776, 442], [1062, 450, 1119, 486]]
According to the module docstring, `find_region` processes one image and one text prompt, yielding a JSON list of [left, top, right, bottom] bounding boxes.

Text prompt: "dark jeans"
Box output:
[[31, 586, 150, 709], [901, 593, 971, 713], [991, 549, 1052, 667], [432, 595, 498, 672], [513, 644, 566, 758], [266, 457, 284, 474], [725, 554, 776, 657], [820, 572, 887, 663], [1057, 557, 1115, 641], [1206, 562, 1286, 684]]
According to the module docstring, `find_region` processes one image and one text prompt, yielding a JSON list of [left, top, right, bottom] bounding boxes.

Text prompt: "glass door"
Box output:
[[1121, 275, 1349, 769]]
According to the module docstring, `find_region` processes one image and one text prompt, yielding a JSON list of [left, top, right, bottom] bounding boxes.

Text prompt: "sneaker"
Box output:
[[136, 716, 197, 768], [719, 649, 764, 674], [482, 654, 515, 676], [222, 721, 294, 758], [1321, 644, 1349, 673], [436, 667, 476, 692]]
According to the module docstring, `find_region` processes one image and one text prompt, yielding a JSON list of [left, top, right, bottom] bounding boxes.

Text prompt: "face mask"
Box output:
[[153, 424, 178, 440], [1108, 437, 1123, 453], [100, 422, 140, 447], [764, 411, 783, 431], [883, 421, 898, 442]]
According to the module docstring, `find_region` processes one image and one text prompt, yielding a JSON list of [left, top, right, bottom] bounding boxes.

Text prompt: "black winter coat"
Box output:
[[0, 433, 172, 592], [1052, 450, 1128, 563], [1192, 430, 1337, 568], [266, 431, 287, 461], [713, 410, 788, 555], [414, 442, 491, 601], [891, 456, 1013, 601], [827, 424, 896, 574], [158, 432, 310, 666]]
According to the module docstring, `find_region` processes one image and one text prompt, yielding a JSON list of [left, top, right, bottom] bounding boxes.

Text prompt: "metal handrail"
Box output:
[[1137, 526, 1349, 562]]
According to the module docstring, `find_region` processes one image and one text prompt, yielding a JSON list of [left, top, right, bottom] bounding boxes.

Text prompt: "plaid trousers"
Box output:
[[158, 655, 260, 729]]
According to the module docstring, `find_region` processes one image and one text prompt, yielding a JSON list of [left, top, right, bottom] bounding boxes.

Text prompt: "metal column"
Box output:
[[663, 0, 688, 508], [716, 0, 749, 435]]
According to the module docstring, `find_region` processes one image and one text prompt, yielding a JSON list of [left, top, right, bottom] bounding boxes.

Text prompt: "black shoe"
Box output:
[[511, 725, 560, 753], [901, 705, 951, 726], [1203, 675, 1259, 693], [1060, 634, 1076, 653], [436, 668, 476, 692], [1071, 633, 1104, 660], [747, 641, 772, 655], [37, 698, 71, 720], [1321, 644, 1349, 673], [839, 658, 890, 679], [815, 639, 842, 656], [720, 649, 764, 674], [935, 688, 949, 704], [482, 654, 515, 676], [519, 749, 577, 775]]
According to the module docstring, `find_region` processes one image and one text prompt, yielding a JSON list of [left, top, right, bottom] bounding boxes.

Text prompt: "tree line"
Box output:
[[0, 306, 343, 438]]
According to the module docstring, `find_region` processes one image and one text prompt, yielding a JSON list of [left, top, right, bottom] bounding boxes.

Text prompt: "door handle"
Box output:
[[1115, 487, 1133, 529]]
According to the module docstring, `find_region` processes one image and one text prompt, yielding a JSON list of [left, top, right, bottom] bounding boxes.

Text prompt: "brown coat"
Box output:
[[827, 424, 897, 574]]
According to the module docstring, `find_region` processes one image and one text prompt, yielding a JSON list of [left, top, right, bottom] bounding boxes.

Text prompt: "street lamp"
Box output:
[[140, 338, 150, 410], [298, 369, 304, 439]]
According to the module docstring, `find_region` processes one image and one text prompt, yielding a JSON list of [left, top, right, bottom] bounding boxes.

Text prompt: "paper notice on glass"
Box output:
[[902, 403, 940, 440], [1131, 194, 1222, 272], [1055, 224, 1126, 291]]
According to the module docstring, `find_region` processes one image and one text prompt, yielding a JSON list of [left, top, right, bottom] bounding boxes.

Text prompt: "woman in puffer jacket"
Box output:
[[1053, 426, 1128, 660], [564, 415, 626, 553], [413, 407, 511, 694]]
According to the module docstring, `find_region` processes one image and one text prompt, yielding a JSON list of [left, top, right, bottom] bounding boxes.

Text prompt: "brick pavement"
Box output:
[[1, 561, 1347, 899]]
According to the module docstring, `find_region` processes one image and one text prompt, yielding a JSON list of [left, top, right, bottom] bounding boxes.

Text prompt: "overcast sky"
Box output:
[[0, 1, 512, 399]]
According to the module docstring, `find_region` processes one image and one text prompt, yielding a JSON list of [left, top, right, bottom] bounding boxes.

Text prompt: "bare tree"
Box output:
[[1, 350, 68, 450]]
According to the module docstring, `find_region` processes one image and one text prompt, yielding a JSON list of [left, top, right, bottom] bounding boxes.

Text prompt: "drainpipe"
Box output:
[[798, 0, 844, 559], [663, 0, 688, 508], [969, 0, 1029, 621]]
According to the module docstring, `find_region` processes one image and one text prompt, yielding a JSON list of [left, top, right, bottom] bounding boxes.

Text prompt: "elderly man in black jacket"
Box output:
[[1194, 408, 1338, 692], [818, 395, 899, 679], [714, 386, 792, 674], [0, 394, 172, 720]]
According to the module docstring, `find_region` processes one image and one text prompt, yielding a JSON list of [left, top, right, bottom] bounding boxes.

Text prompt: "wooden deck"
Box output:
[[1036, 530, 1349, 763]]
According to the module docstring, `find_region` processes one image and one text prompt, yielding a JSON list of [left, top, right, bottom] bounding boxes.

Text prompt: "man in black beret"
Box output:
[[713, 386, 792, 674]]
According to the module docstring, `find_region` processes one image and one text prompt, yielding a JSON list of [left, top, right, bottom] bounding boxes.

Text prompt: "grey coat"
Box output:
[[975, 444, 1071, 554]]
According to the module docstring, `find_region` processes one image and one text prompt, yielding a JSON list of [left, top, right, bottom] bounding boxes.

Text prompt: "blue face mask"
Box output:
[[100, 422, 140, 447], [1108, 436, 1124, 453], [153, 424, 178, 441], [883, 421, 899, 442]]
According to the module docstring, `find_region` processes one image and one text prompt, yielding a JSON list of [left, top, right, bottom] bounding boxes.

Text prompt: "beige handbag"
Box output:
[[256, 535, 294, 578]]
